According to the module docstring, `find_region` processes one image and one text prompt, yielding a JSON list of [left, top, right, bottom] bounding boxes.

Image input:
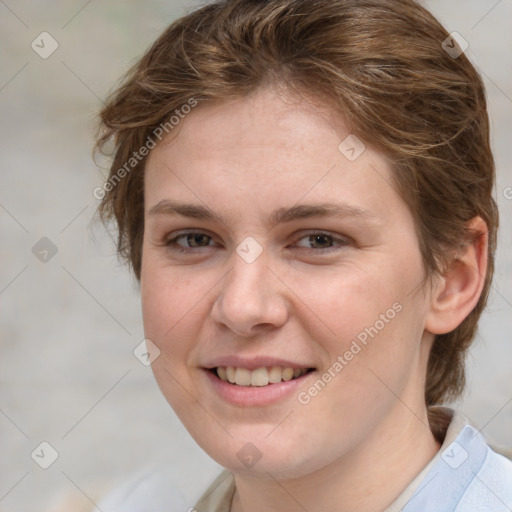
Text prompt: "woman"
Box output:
[[95, 0, 512, 510]]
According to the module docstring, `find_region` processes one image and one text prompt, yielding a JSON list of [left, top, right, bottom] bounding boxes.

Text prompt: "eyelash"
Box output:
[[163, 230, 350, 254]]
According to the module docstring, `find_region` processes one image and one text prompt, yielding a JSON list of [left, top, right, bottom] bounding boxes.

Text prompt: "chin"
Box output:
[[190, 427, 335, 481]]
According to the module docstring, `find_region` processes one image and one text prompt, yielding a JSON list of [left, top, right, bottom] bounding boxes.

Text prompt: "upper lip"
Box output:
[[203, 356, 315, 371]]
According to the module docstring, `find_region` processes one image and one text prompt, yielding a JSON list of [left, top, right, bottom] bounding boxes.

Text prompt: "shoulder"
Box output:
[[96, 467, 187, 512], [442, 424, 512, 511], [454, 445, 512, 511], [95, 461, 223, 512], [404, 417, 512, 512]]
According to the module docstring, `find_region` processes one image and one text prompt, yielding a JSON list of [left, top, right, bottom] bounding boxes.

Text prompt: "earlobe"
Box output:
[[425, 217, 488, 335]]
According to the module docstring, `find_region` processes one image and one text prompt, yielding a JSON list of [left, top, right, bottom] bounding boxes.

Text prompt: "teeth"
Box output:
[[282, 367, 294, 381], [250, 367, 269, 387], [217, 366, 228, 382], [226, 366, 236, 383], [235, 367, 251, 386], [215, 366, 308, 387], [268, 366, 282, 383]]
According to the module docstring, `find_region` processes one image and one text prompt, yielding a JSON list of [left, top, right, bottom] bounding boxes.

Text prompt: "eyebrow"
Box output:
[[148, 200, 375, 227]]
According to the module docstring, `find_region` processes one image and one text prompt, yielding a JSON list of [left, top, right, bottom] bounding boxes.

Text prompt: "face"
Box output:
[[141, 87, 434, 479]]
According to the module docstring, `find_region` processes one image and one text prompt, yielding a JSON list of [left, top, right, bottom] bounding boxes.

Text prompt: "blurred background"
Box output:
[[1, 1, 511, 510]]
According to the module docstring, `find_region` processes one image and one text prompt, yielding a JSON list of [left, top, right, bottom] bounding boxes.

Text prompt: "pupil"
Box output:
[[311, 234, 331, 248], [188, 234, 209, 247]]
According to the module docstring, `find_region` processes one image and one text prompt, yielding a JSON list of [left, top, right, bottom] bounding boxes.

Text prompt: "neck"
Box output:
[[230, 402, 441, 512]]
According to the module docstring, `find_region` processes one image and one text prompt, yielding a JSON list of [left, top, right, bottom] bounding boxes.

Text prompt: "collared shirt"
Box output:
[[97, 408, 512, 511], [193, 408, 512, 511]]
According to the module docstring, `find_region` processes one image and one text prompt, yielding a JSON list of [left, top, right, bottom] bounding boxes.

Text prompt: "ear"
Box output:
[[425, 217, 488, 335]]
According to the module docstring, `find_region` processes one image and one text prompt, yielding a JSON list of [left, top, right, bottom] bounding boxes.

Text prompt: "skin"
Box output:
[[140, 86, 487, 512]]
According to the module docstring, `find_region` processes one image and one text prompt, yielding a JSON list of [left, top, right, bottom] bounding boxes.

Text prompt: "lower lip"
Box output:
[[203, 369, 314, 407]]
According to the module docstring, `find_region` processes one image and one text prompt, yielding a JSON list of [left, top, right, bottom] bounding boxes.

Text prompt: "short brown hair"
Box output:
[[96, 0, 498, 408]]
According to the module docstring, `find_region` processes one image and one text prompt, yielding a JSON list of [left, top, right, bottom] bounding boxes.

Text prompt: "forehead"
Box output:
[[151, 88, 346, 167], [144, 87, 405, 224]]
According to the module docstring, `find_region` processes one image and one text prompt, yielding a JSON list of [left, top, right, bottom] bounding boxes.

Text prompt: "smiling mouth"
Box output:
[[210, 366, 314, 387]]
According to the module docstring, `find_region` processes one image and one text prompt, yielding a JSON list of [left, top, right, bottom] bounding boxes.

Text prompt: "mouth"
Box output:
[[209, 366, 315, 387]]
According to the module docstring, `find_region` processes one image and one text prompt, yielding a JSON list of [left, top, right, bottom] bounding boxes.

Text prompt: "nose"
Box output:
[[211, 252, 289, 337]]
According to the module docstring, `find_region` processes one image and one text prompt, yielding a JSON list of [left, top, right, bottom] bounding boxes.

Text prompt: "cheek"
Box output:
[[140, 262, 209, 418], [285, 260, 409, 344], [141, 252, 204, 340], [288, 256, 426, 392], [322, 268, 425, 380], [140, 259, 206, 396]]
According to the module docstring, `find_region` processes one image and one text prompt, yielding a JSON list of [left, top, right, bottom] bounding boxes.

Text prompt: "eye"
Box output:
[[293, 232, 350, 251], [162, 230, 350, 255], [165, 231, 216, 252]]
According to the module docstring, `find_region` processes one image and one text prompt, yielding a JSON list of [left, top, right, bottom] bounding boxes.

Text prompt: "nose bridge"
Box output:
[[212, 247, 288, 334], [225, 249, 271, 305]]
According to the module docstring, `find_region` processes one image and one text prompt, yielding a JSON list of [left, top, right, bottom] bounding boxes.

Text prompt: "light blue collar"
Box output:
[[403, 424, 489, 511]]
